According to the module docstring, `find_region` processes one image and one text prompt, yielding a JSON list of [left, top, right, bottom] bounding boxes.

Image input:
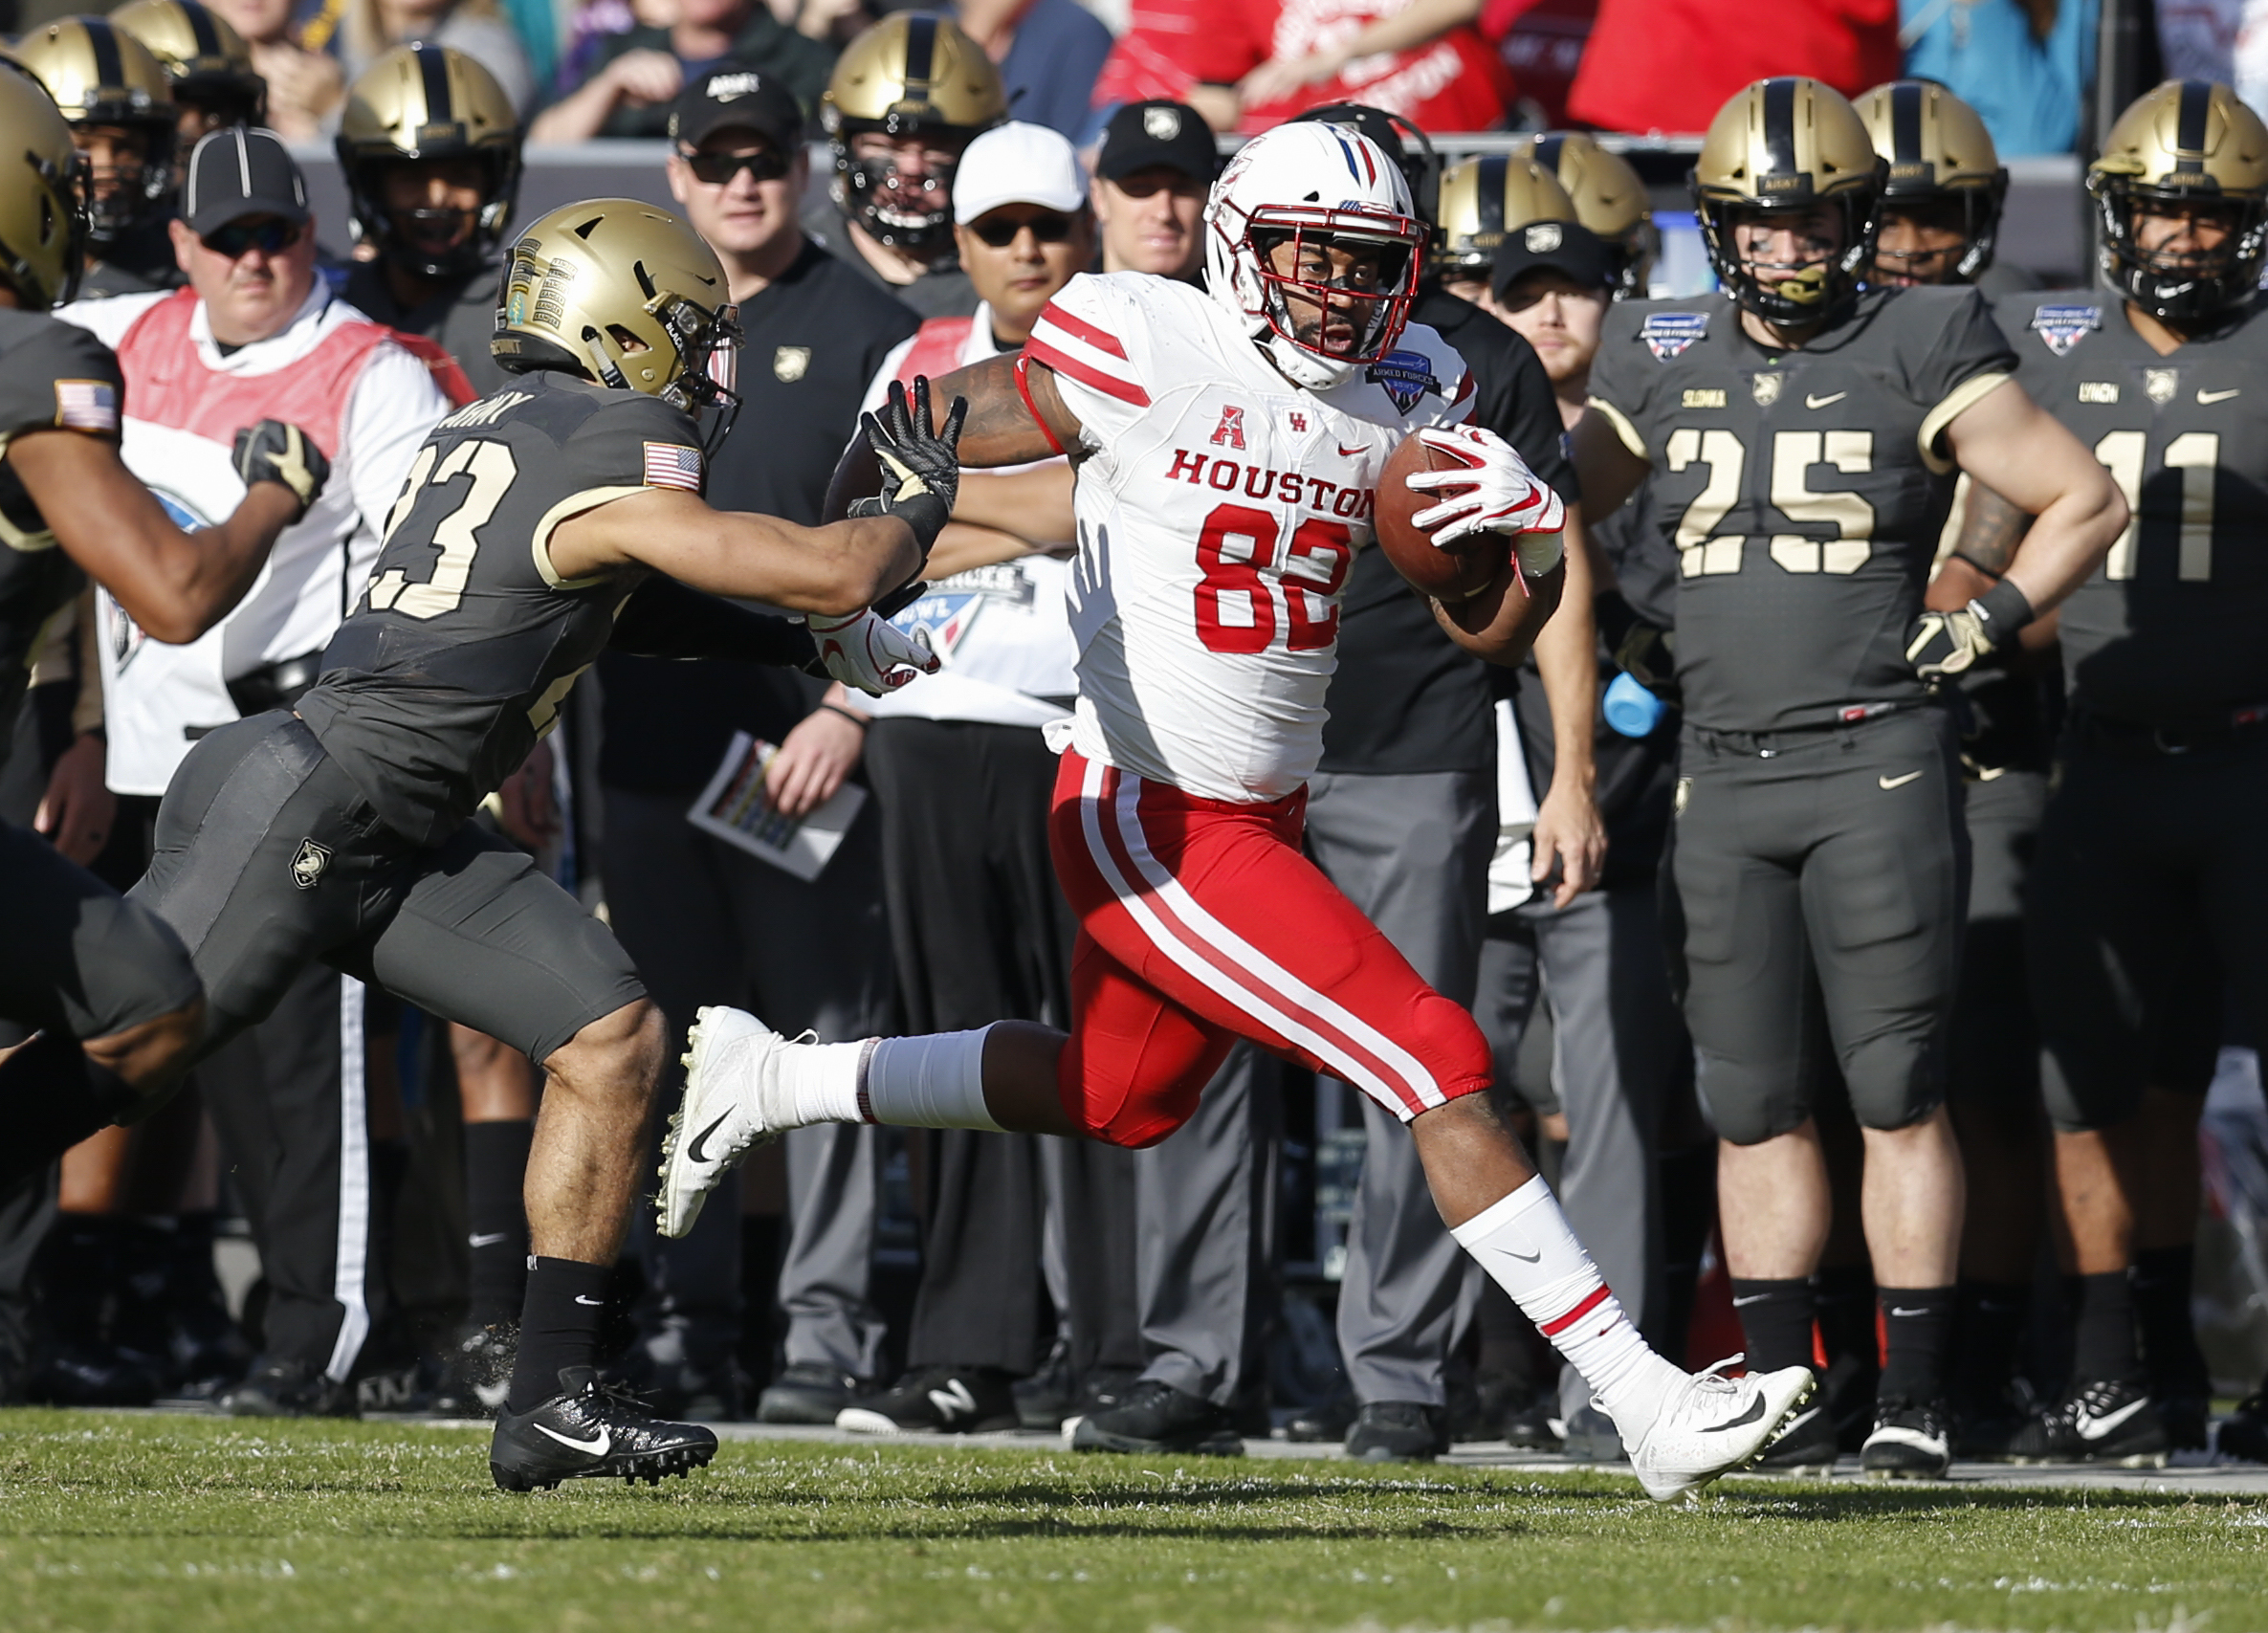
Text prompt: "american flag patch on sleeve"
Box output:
[[642, 442, 703, 491], [55, 379, 119, 433]]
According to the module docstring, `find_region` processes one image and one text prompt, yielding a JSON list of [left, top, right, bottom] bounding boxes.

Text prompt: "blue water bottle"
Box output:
[[1603, 671, 1668, 739]]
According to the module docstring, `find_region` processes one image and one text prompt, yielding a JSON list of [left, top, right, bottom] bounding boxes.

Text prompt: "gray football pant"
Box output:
[[1305, 768, 1494, 1407], [1133, 1040, 1279, 1404], [604, 787, 892, 1378], [1473, 882, 1681, 1390]]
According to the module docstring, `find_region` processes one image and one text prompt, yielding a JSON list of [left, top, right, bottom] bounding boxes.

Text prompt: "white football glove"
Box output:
[[1406, 426, 1569, 563], [807, 608, 940, 697]]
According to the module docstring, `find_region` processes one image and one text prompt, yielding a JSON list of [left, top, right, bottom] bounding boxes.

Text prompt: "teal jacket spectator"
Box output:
[[1901, 0, 2098, 155], [529, 0, 840, 142]]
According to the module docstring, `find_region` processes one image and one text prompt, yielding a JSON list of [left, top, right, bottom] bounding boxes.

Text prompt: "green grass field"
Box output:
[[4, 1409, 2265, 1632]]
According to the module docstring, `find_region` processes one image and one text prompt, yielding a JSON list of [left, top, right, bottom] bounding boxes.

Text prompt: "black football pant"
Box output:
[[864, 717, 1139, 1379], [1668, 706, 1968, 1145]]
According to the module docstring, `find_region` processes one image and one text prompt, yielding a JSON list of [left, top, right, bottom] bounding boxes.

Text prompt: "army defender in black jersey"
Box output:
[[125, 196, 958, 1490], [1572, 76, 2123, 1479], [0, 67, 328, 1189], [1960, 81, 2268, 1467]]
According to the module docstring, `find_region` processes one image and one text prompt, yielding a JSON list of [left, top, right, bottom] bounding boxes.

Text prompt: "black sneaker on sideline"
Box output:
[[1346, 1401, 1448, 1463], [1500, 1386, 1561, 1452], [2219, 1387, 2268, 1463], [1071, 1379, 1244, 1455], [2009, 1379, 2169, 1467], [1560, 1403, 1624, 1463], [834, 1365, 1020, 1434], [221, 1357, 358, 1418], [431, 1324, 517, 1420], [2156, 1393, 2210, 1453], [1013, 1342, 1076, 1430], [759, 1362, 863, 1425], [491, 1367, 717, 1491], [1861, 1397, 1952, 1479], [1284, 1391, 1357, 1444], [28, 1341, 164, 1407], [1754, 1397, 1839, 1475]]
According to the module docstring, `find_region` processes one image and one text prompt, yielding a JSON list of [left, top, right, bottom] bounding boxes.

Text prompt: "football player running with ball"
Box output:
[[662, 121, 1817, 1505], [118, 199, 947, 1491], [1569, 77, 2124, 1480]]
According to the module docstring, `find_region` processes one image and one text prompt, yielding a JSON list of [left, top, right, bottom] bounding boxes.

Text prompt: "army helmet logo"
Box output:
[[1524, 222, 1563, 253], [1144, 105, 1181, 141]]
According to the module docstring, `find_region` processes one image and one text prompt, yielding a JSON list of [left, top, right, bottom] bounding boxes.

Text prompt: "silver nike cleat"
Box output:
[[1624, 1359, 1817, 1504], [655, 1006, 803, 1239]]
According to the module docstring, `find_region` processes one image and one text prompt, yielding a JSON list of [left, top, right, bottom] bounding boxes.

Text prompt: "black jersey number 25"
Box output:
[[366, 439, 519, 618], [1665, 428, 1876, 578]]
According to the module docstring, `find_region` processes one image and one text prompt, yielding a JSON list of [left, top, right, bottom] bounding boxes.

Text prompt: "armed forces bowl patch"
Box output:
[[1366, 350, 1442, 412], [2030, 304, 2101, 357], [1641, 311, 1708, 361]]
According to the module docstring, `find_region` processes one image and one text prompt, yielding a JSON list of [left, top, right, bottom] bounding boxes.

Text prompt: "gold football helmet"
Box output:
[[1514, 132, 1656, 297], [0, 63, 86, 306], [1434, 155, 1577, 273], [1855, 80, 2007, 284], [1691, 76, 1883, 324], [823, 12, 1003, 258], [495, 199, 739, 408], [110, 0, 264, 135], [11, 16, 177, 240], [338, 42, 520, 279], [2088, 79, 2268, 321]]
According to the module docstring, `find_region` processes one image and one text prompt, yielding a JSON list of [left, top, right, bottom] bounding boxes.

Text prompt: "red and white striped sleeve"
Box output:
[[1024, 275, 1153, 443]]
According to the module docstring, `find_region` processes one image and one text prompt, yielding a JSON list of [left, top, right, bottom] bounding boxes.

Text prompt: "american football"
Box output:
[[1372, 430, 1509, 600]]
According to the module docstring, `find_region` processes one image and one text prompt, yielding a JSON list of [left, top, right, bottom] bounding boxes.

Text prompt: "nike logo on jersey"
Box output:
[[468, 1232, 510, 1248], [1879, 771, 1924, 790], [574, 1294, 604, 1307], [2198, 387, 2242, 405], [687, 1112, 735, 1166], [2073, 1397, 2149, 1439], [1699, 1396, 1768, 1432], [927, 1379, 982, 1422], [536, 1423, 612, 1457], [1805, 392, 1847, 409], [1337, 444, 1366, 458]]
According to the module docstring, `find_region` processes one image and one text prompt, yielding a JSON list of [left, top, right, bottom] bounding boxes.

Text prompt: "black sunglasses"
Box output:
[[683, 147, 791, 185], [968, 211, 1076, 248], [201, 217, 302, 257]]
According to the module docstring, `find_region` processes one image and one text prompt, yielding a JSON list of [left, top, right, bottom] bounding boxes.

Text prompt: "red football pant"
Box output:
[[1048, 749, 1491, 1148]]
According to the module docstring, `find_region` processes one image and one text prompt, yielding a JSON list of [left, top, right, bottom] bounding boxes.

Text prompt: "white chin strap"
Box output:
[[1264, 332, 1359, 389]]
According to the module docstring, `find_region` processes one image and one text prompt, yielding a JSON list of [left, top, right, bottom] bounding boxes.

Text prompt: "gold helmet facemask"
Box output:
[[0, 59, 87, 306], [111, 0, 266, 134], [338, 42, 521, 281], [1516, 132, 1657, 298], [1856, 79, 2007, 286], [1691, 77, 1883, 325], [11, 16, 178, 242], [1433, 155, 1577, 275], [822, 12, 1003, 261], [495, 199, 741, 413], [2088, 79, 2268, 323]]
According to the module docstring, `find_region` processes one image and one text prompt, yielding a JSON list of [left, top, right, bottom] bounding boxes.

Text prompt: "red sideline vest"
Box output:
[[892, 317, 975, 386], [393, 330, 478, 408], [115, 288, 401, 451]]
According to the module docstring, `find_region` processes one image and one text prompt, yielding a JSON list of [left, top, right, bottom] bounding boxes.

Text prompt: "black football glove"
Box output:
[[851, 376, 967, 557], [233, 420, 330, 520], [1905, 578, 2036, 683]]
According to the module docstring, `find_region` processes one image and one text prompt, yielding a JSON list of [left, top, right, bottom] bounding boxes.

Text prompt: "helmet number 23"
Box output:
[[366, 439, 520, 619], [1664, 427, 1876, 577], [1193, 503, 1352, 653]]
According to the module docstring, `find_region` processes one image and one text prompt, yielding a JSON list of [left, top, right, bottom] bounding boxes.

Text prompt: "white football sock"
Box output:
[[851, 1027, 1005, 1131], [1450, 1176, 1685, 1434]]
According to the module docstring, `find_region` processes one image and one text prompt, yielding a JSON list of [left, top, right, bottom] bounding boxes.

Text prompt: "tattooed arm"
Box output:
[[1933, 479, 2060, 656], [824, 354, 1084, 524]]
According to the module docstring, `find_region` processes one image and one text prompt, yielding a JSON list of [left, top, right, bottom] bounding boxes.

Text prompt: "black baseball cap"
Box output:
[[1491, 218, 1619, 303], [181, 126, 309, 236], [670, 63, 804, 151], [1095, 99, 1217, 184]]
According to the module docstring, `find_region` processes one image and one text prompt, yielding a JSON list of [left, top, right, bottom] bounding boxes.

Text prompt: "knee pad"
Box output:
[[1843, 1037, 1946, 1134], [1056, 1039, 1206, 1150], [1697, 1057, 1807, 1147], [1410, 992, 1493, 1115]]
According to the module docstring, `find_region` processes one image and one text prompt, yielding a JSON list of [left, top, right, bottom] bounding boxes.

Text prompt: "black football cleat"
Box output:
[[2008, 1378, 2169, 1467], [2216, 1387, 2268, 1464], [490, 1367, 718, 1491], [1860, 1396, 1952, 1479], [1070, 1379, 1244, 1456]]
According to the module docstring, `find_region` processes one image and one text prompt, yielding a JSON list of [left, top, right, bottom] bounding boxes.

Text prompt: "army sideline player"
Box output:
[[1571, 76, 2123, 1478], [0, 67, 325, 1182], [122, 198, 954, 1491], [1962, 80, 2268, 1466]]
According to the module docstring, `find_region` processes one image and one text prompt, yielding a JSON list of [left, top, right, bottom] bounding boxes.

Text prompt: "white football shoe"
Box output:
[[1623, 1360, 1816, 1504], [656, 1006, 808, 1239]]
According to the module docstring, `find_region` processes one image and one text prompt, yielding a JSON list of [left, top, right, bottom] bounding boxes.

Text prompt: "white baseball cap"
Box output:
[[952, 121, 1087, 226]]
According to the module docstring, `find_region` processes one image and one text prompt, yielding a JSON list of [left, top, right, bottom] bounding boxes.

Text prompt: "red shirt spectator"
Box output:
[[1566, 0, 1897, 134]]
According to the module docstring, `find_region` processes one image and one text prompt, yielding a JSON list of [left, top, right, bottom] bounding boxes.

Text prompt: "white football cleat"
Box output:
[[656, 1006, 803, 1239], [1624, 1360, 1816, 1504]]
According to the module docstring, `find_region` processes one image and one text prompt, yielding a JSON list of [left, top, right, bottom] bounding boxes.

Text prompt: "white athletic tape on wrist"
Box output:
[[1514, 529, 1565, 577]]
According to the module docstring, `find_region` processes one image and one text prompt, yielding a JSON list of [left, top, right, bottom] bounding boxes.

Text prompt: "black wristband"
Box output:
[[1968, 577, 2035, 645], [818, 701, 870, 729], [890, 490, 951, 555]]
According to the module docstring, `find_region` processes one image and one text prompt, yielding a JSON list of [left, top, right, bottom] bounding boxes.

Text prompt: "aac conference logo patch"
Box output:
[[1641, 311, 1708, 361]]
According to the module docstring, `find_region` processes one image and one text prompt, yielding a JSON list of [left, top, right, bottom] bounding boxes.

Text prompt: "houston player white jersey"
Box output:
[[1026, 272, 1471, 804]]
